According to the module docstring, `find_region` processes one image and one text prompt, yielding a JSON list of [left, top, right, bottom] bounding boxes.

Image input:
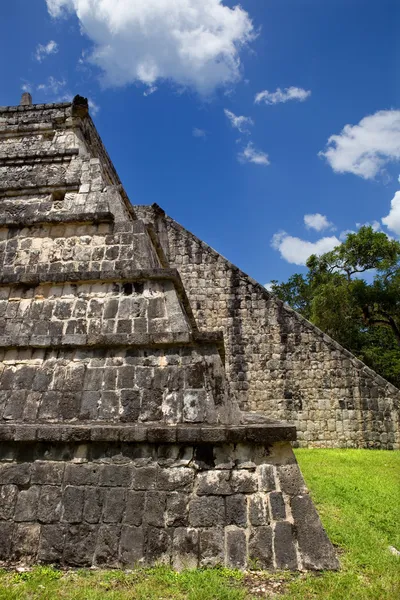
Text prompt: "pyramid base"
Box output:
[[0, 426, 338, 571]]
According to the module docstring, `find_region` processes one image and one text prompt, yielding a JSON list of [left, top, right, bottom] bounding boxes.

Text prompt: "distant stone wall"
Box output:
[[0, 440, 336, 571], [135, 205, 400, 450]]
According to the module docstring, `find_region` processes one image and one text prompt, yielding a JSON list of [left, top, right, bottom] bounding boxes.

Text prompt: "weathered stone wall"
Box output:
[[0, 441, 336, 571], [0, 345, 228, 425], [135, 205, 400, 450]]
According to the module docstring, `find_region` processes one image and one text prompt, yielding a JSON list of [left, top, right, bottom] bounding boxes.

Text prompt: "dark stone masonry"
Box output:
[[0, 91, 375, 570]]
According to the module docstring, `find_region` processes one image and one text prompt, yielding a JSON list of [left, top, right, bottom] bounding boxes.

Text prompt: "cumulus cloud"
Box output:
[[45, 0, 255, 94], [304, 213, 334, 232], [224, 108, 253, 133], [382, 190, 400, 235], [193, 128, 207, 139], [238, 142, 269, 166], [319, 110, 400, 179], [255, 86, 311, 105], [271, 231, 340, 265], [35, 40, 58, 62]]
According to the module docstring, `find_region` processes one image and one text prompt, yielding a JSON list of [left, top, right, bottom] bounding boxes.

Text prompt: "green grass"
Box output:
[[0, 449, 398, 599], [283, 448, 400, 600]]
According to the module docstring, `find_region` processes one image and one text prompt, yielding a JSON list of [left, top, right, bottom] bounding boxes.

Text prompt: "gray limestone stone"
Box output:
[[274, 522, 298, 570], [226, 527, 247, 568], [248, 526, 273, 570], [291, 494, 339, 570], [189, 497, 225, 527], [226, 495, 247, 527]]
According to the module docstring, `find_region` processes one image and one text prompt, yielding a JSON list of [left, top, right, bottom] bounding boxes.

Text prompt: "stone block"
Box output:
[[269, 491, 286, 521], [199, 528, 224, 567], [131, 466, 158, 490], [258, 464, 276, 491], [274, 522, 298, 570], [0, 484, 18, 519], [37, 524, 67, 563], [277, 464, 307, 496], [63, 524, 97, 566], [0, 522, 13, 560], [124, 491, 145, 526], [248, 526, 273, 570], [84, 487, 105, 524], [231, 470, 258, 494], [141, 389, 163, 421], [166, 492, 189, 527], [249, 493, 269, 526], [0, 463, 30, 485], [189, 497, 225, 527], [38, 486, 62, 523], [182, 390, 206, 423], [103, 488, 126, 523], [173, 528, 199, 570], [196, 470, 231, 495], [99, 464, 132, 487], [14, 486, 40, 521], [144, 491, 166, 527], [145, 526, 172, 564], [95, 525, 121, 566], [121, 389, 141, 422], [226, 527, 247, 569], [62, 486, 84, 523], [120, 525, 144, 565], [226, 495, 247, 527], [12, 523, 40, 562], [31, 461, 64, 485], [291, 494, 339, 570], [157, 467, 194, 491], [64, 463, 100, 486]]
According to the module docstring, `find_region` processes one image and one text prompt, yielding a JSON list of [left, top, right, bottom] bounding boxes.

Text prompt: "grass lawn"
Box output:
[[0, 449, 398, 599]]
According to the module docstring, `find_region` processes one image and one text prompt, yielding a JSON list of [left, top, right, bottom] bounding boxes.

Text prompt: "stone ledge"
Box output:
[[0, 330, 223, 349], [0, 184, 80, 198], [0, 211, 114, 228], [0, 267, 179, 286], [0, 149, 79, 165], [0, 102, 71, 113], [0, 422, 296, 444]]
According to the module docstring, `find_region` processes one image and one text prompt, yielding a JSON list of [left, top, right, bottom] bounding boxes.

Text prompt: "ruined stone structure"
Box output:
[[134, 207, 400, 451], [0, 96, 339, 569]]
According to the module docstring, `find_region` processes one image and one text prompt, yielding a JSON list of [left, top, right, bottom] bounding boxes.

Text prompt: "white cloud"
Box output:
[[193, 128, 207, 139], [238, 142, 269, 166], [339, 229, 355, 241], [255, 86, 311, 105], [271, 231, 340, 265], [21, 82, 32, 93], [46, 0, 255, 94], [37, 76, 67, 95], [88, 98, 100, 116], [304, 213, 333, 232], [35, 40, 58, 62], [319, 110, 400, 180], [382, 190, 400, 235], [224, 108, 253, 133], [264, 282, 273, 292], [356, 220, 381, 232]]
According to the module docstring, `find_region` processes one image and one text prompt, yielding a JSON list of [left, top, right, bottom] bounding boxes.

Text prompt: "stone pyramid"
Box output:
[[0, 94, 338, 570]]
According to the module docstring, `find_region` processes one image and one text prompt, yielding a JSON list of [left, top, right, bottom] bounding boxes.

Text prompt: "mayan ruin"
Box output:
[[0, 94, 347, 570]]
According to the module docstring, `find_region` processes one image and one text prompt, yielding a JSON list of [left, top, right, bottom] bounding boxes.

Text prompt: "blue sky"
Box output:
[[1, 0, 399, 286]]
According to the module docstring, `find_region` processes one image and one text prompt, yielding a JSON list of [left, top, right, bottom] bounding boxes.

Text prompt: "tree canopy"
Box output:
[[270, 226, 400, 388]]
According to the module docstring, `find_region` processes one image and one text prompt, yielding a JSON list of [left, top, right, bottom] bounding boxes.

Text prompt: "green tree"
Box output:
[[271, 226, 400, 386]]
